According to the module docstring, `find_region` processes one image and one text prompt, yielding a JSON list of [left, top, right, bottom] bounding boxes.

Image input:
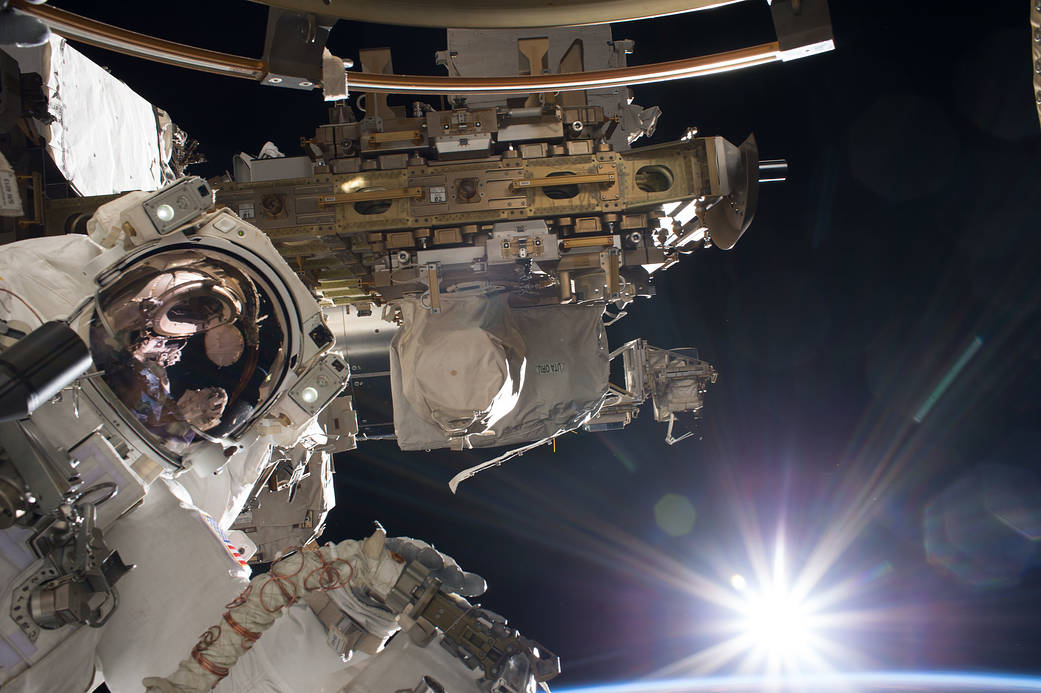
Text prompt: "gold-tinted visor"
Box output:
[[90, 248, 289, 455]]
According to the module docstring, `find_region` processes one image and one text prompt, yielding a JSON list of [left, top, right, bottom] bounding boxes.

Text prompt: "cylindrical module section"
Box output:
[[0, 321, 92, 422]]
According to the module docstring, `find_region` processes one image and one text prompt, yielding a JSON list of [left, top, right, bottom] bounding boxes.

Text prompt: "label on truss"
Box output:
[[0, 152, 22, 217]]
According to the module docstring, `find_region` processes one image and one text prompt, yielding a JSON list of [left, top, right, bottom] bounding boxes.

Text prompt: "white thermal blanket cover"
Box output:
[[392, 300, 608, 451], [392, 291, 525, 443]]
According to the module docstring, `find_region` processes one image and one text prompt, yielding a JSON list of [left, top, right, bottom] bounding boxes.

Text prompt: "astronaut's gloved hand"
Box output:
[[177, 387, 228, 430], [317, 530, 487, 662], [385, 536, 487, 597]]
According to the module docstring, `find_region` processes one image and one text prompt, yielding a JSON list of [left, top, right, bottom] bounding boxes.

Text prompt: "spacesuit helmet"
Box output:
[[88, 246, 291, 454]]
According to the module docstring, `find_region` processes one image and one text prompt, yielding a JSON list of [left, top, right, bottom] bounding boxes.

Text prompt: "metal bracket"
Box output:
[[424, 264, 442, 314], [599, 248, 621, 299], [261, 8, 336, 89], [510, 172, 615, 191], [768, 0, 835, 62], [382, 559, 560, 689]]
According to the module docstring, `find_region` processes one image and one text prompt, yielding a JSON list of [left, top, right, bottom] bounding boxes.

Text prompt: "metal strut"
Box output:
[[10, 0, 782, 95]]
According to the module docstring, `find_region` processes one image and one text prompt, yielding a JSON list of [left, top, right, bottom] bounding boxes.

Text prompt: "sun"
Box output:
[[648, 539, 871, 680], [738, 584, 813, 660]]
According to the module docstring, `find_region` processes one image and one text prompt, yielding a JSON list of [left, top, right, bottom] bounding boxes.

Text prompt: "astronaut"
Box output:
[[0, 177, 353, 691], [0, 176, 557, 693]]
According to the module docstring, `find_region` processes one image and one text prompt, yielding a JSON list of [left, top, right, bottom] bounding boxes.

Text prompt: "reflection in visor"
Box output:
[[150, 279, 241, 337], [90, 248, 289, 455]]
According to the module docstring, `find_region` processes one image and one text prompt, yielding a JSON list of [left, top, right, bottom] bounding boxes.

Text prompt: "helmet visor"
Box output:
[[90, 248, 290, 455]]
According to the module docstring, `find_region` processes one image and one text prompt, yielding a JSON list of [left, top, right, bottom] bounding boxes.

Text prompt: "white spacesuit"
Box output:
[[142, 530, 554, 693], [0, 177, 555, 693]]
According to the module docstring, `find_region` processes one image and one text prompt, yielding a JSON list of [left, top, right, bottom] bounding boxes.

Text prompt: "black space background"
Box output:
[[57, 1, 1041, 688]]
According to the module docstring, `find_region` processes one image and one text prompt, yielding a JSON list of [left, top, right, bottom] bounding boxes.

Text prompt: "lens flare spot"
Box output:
[[654, 494, 696, 537]]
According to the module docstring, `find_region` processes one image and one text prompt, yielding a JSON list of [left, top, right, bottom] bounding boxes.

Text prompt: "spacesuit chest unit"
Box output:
[[0, 176, 349, 690]]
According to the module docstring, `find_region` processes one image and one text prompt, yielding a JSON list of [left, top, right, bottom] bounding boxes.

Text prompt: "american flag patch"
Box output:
[[198, 509, 250, 570], [226, 542, 249, 567]]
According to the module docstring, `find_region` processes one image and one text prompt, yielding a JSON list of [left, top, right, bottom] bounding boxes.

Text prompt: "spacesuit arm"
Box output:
[[144, 530, 559, 693], [143, 530, 404, 693]]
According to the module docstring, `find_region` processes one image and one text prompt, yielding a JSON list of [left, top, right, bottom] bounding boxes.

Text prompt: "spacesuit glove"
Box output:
[[384, 535, 487, 597], [326, 529, 408, 602], [329, 530, 485, 602]]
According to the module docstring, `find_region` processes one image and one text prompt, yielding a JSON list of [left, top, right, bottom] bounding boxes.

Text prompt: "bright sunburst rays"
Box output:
[[734, 542, 828, 671], [649, 536, 867, 679], [360, 439, 884, 678], [738, 581, 812, 660], [351, 435, 890, 679]]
